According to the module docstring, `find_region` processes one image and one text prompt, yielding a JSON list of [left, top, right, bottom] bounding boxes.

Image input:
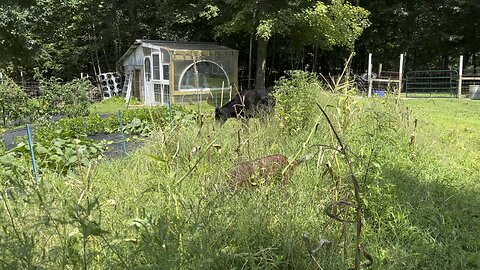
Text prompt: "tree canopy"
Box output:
[[357, 0, 480, 72], [1, 0, 479, 82]]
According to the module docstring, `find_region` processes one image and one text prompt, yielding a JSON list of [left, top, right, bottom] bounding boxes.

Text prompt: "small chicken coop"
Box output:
[[117, 39, 238, 106]]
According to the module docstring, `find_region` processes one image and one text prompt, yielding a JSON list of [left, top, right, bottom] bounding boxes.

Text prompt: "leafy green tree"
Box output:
[[452, 1, 480, 72], [0, 2, 36, 73], [0, 76, 30, 126], [356, 0, 480, 71], [29, 0, 120, 79], [2, 0, 370, 83], [213, 0, 369, 89]]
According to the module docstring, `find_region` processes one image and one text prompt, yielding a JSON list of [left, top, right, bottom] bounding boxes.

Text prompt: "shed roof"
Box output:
[[117, 39, 236, 66]]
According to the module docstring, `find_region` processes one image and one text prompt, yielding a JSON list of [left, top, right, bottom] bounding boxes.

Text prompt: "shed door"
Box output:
[[134, 69, 141, 100], [144, 57, 155, 105], [153, 53, 171, 105], [161, 62, 170, 104]]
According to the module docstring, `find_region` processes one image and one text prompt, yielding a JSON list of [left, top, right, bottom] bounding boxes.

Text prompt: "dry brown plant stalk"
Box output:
[[316, 103, 370, 270]]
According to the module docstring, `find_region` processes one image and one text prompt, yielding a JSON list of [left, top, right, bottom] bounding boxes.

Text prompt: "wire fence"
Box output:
[[405, 70, 458, 98], [15, 81, 42, 97], [364, 54, 480, 99], [460, 74, 480, 95]]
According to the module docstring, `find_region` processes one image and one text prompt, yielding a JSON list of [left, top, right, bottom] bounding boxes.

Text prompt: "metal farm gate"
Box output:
[[405, 70, 458, 98]]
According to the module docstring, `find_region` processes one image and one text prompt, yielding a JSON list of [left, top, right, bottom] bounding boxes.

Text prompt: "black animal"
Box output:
[[215, 87, 274, 123]]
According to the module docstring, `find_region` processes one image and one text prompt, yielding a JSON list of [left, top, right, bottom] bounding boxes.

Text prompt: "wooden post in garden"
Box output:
[[367, 53, 373, 97], [458, 55, 463, 98], [398, 53, 404, 97], [20, 71, 26, 88], [192, 53, 202, 115], [221, 81, 224, 107]]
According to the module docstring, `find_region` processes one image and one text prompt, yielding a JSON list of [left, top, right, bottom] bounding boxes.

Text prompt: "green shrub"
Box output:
[[63, 101, 90, 118], [0, 146, 32, 191], [0, 76, 30, 126], [122, 117, 152, 134], [36, 76, 91, 118], [274, 70, 324, 132]]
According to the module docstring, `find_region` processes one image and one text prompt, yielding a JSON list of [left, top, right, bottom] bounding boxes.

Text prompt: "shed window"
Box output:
[[153, 54, 160, 80], [162, 51, 170, 63], [144, 57, 151, 81], [179, 61, 229, 91], [163, 64, 170, 80], [154, 83, 162, 103]]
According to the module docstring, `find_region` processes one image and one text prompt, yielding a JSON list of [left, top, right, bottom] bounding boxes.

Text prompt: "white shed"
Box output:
[[117, 39, 239, 106]]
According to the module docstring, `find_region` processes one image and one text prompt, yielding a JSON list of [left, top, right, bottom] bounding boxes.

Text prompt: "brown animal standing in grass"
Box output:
[[228, 154, 311, 188]]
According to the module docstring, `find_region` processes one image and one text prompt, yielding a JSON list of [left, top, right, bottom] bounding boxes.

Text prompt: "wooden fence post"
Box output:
[[367, 53, 373, 97], [398, 53, 404, 97], [458, 55, 463, 98]]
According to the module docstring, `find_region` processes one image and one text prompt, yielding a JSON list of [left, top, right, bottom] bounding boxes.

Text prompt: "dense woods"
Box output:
[[1, 0, 480, 82]]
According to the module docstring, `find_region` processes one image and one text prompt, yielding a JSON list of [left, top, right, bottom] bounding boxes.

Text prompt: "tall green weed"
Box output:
[[274, 70, 324, 132]]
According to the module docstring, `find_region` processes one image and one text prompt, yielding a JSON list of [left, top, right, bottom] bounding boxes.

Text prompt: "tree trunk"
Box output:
[[127, 0, 137, 39], [248, 34, 253, 89], [255, 36, 268, 90], [474, 52, 477, 74], [442, 55, 449, 70], [312, 45, 318, 73]]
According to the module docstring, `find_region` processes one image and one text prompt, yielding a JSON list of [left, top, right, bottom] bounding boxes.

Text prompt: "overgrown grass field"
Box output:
[[1, 88, 480, 269]]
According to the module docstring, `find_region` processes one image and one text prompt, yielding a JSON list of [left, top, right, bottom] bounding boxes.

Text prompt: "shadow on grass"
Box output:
[[369, 165, 480, 269]]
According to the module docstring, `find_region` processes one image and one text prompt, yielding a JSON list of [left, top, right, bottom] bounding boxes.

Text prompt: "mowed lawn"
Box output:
[[404, 98, 480, 181]]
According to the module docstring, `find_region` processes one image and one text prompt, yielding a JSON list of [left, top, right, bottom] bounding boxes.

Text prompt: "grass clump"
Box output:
[[89, 96, 131, 114]]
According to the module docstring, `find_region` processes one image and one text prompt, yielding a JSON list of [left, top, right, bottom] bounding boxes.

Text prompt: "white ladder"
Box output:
[[124, 72, 133, 106]]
